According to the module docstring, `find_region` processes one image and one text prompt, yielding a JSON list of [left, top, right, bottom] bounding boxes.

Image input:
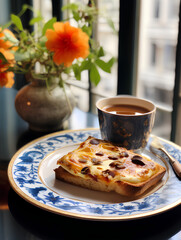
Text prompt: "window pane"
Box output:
[[92, 0, 118, 98], [33, 0, 52, 20], [163, 44, 176, 70], [168, 0, 180, 19], [150, 43, 157, 66], [137, 0, 179, 140], [153, 0, 160, 19]]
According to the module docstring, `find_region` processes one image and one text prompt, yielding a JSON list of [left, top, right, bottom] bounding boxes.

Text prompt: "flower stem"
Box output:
[[61, 77, 73, 113]]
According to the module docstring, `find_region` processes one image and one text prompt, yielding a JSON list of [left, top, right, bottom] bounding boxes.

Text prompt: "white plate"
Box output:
[[8, 128, 181, 221]]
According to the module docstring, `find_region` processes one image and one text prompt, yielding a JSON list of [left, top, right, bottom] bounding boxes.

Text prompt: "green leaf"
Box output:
[[107, 57, 116, 68], [21, 4, 35, 16], [62, 3, 79, 11], [81, 25, 92, 36], [107, 18, 117, 34], [14, 51, 30, 61], [11, 14, 23, 31], [72, 11, 81, 21], [95, 57, 115, 73], [95, 59, 111, 73], [20, 31, 27, 39], [22, 4, 29, 11], [0, 52, 8, 64], [72, 63, 81, 80], [90, 63, 100, 86], [97, 46, 105, 57], [59, 79, 64, 88], [64, 67, 71, 74], [38, 36, 47, 47], [80, 60, 91, 71], [29, 16, 43, 25], [42, 17, 57, 35], [4, 31, 19, 44]]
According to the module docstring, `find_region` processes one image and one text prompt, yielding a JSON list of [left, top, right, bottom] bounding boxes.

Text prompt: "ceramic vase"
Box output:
[[15, 77, 75, 132]]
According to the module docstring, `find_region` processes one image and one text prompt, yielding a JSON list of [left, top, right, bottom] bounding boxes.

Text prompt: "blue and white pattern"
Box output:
[[11, 129, 181, 220]]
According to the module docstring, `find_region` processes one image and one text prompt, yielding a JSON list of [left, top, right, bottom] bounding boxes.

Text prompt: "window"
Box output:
[[5, 0, 181, 144], [137, 0, 180, 140]]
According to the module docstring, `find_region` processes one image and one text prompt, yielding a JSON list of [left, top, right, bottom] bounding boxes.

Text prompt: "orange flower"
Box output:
[[0, 48, 15, 71], [0, 48, 15, 88], [0, 71, 14, 88], [0, 28, 17, 51], [45, 22, 89, 67]]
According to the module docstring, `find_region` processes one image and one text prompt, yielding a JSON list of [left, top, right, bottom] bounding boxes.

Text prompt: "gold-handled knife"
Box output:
[[150, 137, 181, 178]]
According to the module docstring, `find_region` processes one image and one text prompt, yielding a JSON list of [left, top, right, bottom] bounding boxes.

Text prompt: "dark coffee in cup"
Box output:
[[103, 104, 149, 116]]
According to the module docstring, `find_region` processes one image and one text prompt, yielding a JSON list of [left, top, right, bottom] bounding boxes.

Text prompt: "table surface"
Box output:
[[1, 87, 181, 240]]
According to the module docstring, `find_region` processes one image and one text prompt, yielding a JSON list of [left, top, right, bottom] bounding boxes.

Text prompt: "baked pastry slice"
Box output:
[[54, 136, 166, 197]]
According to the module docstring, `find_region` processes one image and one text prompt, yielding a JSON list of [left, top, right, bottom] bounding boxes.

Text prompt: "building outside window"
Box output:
[[137, 0, 180, 140]]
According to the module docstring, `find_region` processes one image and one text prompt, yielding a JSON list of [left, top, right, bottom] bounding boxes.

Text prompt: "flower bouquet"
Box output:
[[0, 2, 115, 89]]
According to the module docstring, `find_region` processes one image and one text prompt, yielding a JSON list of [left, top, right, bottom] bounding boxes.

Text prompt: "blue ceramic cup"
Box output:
[[96, 96, 156, 150]]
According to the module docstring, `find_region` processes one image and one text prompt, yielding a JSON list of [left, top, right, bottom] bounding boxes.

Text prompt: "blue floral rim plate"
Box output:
[[8, 128, 181, 221]]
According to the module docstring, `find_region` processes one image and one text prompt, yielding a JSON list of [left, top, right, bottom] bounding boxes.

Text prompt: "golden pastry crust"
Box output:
[[54, 136, 166, 197]]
